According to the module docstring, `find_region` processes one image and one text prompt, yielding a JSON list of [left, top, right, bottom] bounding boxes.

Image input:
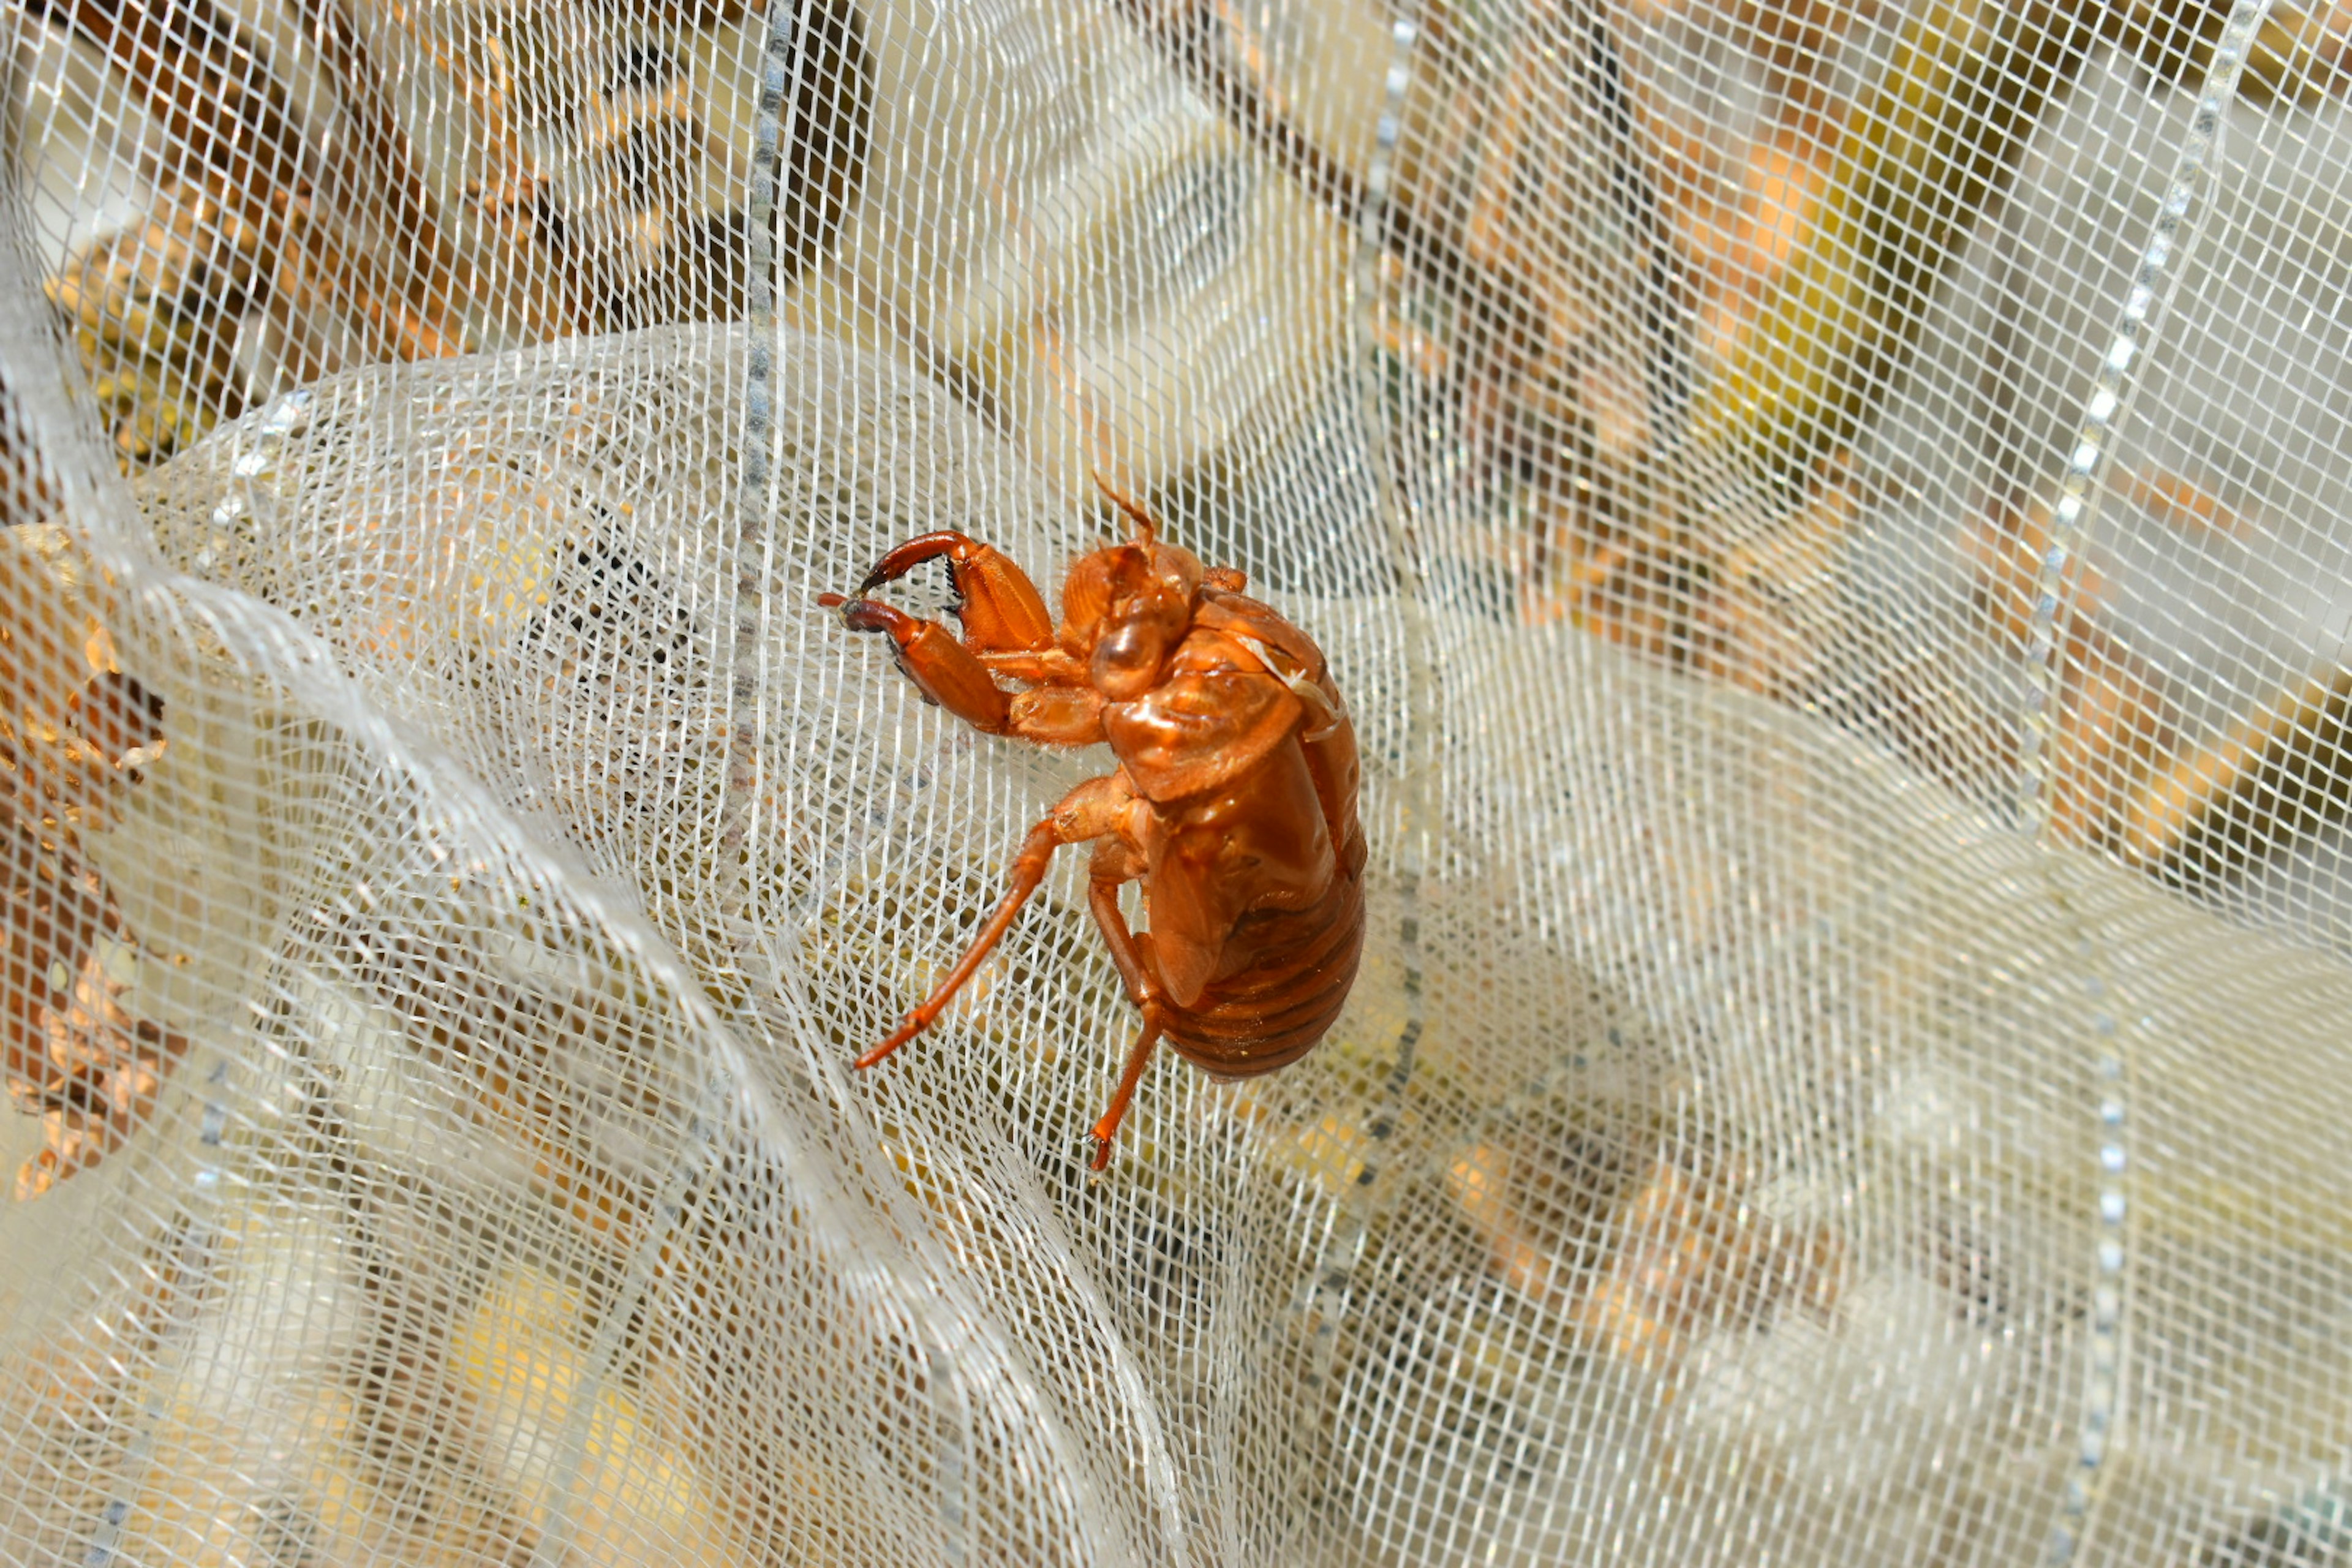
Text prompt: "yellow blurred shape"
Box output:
[[1283, 1110, 1374, 1199], [453, 1266, 745, 1566], [346, 466, 562, 658]]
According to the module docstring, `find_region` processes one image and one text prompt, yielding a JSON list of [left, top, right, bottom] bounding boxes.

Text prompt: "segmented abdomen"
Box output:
[[1159, 827, 1366, 1080]]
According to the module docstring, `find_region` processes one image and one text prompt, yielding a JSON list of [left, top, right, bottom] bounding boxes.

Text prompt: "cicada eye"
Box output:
[[1091, 616, 1169, 701]]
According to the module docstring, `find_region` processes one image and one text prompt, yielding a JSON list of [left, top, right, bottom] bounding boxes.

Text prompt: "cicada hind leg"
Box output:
[[1080, 848, 1171, 1172], [855, 777, 1164, 1173], [1087, 1003, 1166, 1173]]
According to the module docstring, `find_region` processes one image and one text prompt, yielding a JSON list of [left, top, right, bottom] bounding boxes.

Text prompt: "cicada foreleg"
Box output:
[[821, 594, 1015, 733], [857, 530, 1057, 655], [823, 529, 1077, 734]]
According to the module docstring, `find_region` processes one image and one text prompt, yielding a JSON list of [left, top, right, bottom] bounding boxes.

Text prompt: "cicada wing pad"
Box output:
[[1104, 671, 1338, 1009], [1139, 743, 1336, 1008], [1191, 593, 1364, 876]]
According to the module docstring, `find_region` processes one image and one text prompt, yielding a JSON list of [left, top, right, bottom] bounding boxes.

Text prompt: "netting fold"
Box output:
[[12, 1, 2352, 1564]]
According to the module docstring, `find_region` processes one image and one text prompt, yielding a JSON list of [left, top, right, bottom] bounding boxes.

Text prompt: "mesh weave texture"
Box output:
[[7, 1, 2352, 1564]]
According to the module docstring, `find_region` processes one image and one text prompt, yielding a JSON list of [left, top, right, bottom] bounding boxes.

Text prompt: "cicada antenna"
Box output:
[[1090, 470, 1158, 545]]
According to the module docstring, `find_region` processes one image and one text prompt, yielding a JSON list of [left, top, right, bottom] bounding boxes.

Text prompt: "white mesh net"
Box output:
[[7, 1, 2352, 1562]]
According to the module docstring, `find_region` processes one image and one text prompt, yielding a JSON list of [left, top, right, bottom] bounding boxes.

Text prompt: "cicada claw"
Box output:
[[824, 594, 1013, 732], [854, 531, 1057, 653]]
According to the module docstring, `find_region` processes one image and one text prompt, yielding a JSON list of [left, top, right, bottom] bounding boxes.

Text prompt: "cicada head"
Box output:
[[1061, 540, 1207, 700]]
